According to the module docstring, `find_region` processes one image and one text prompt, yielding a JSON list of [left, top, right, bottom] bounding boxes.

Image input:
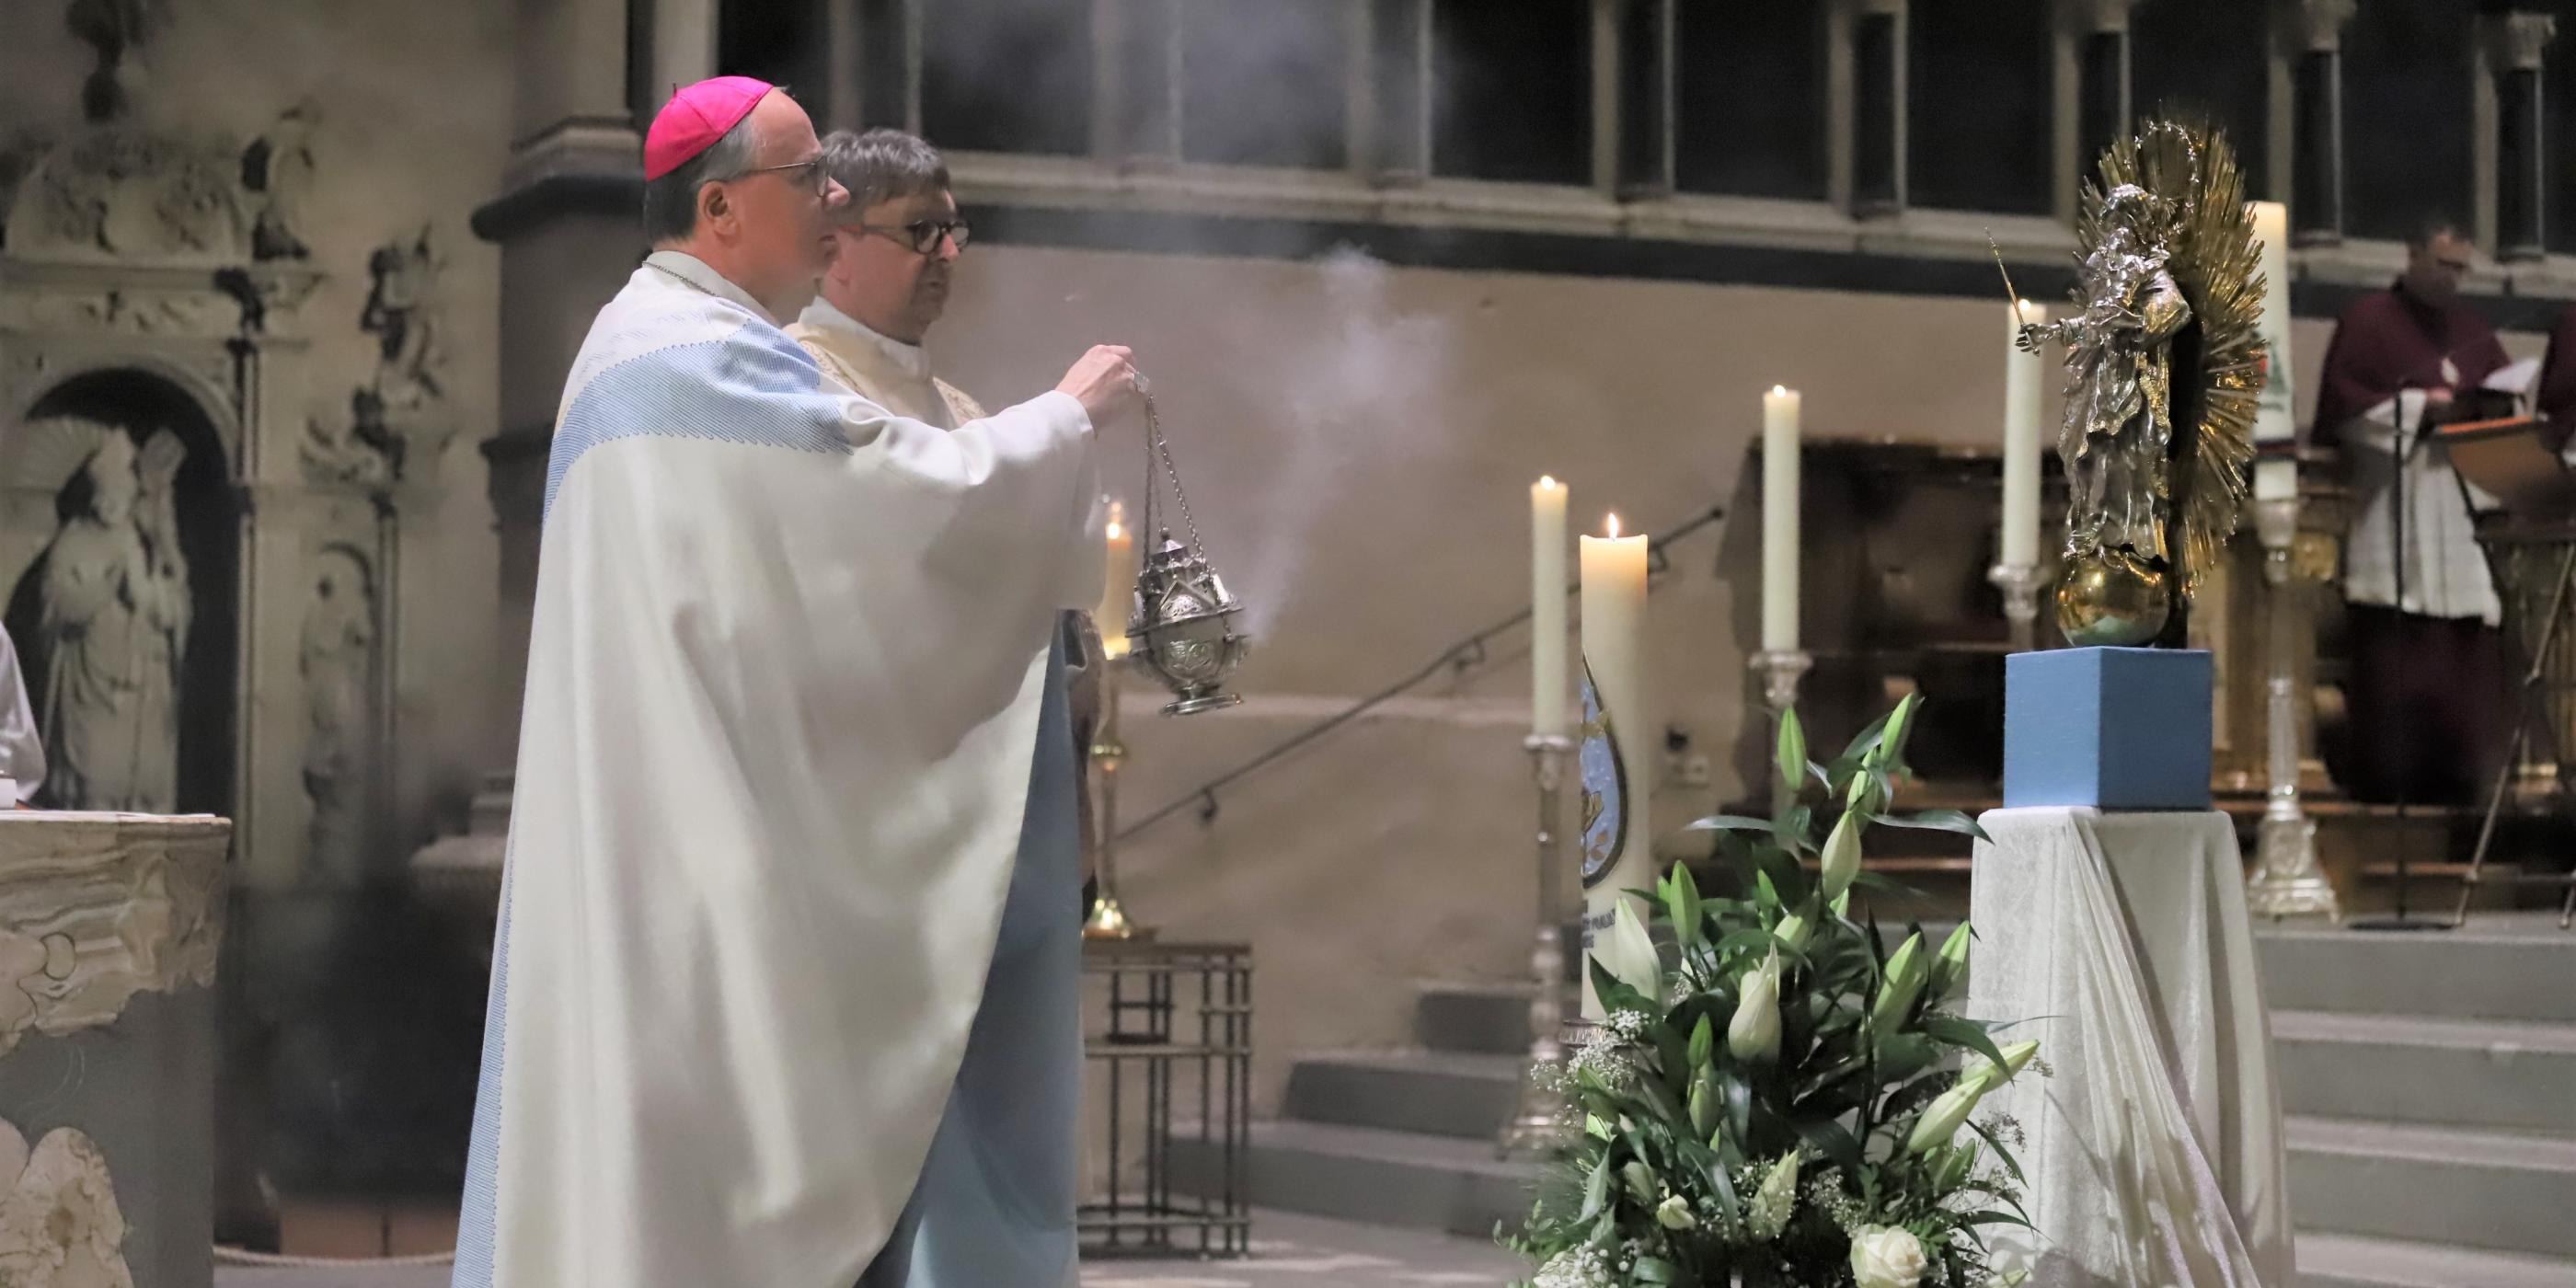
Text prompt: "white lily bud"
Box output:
[[1597, 897, 1662, 1002], [1729, 950, 1783, 1064], [1906, 1082, 1986, 1156], [1655, 1193, 1696, 1231], [1821, 811, 1864, 902], [1747, 1151, 1800, 1239]]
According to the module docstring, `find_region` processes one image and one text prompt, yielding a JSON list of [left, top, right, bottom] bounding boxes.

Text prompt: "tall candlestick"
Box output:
[[1531, 477, 1569, 737], [1761, 387, 1801, 652], [1578, 514, 1654, 1020], [1098, 499, 1135, 659], [2249, 201, 2298, 502], [2002, 302, 2047, 569]]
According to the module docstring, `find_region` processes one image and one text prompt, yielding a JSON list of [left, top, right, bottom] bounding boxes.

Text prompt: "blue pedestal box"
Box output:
[[2003, 647, 2213, 811]]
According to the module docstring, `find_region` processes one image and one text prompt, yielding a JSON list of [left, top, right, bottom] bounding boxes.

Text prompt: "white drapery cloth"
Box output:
[[1968, 808, 2293, 1288]]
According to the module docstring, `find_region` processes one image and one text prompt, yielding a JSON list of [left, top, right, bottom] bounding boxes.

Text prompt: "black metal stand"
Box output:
[[1080, 939, 1253, 1259], [2352, 408, 2453, 932]]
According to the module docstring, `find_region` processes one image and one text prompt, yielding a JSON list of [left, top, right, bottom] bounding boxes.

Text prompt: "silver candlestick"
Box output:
[[2246, 493, 2340, 921], [1988, 562, 2046, 652], [1500, 732, 1575, 1156], [1749, 649, 1813, 718]]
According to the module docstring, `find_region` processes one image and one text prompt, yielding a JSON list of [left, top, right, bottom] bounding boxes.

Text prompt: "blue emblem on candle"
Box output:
[[1579, 663, 1626, 888]]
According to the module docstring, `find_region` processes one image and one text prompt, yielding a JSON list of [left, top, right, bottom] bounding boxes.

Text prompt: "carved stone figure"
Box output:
[[301, 548, 374, 877], [242, 98, 319, 261], [33, 429, 191, 812], [362, 226, 444, 413]]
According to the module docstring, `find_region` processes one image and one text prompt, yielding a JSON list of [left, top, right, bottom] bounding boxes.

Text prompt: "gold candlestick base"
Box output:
[[1082, 892, 1154, 941]]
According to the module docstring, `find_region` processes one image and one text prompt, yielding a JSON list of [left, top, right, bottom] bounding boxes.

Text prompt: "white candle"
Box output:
[[1098, 499, 1134, 658], [1578, 513, 1654, 1019], [2249, 201, 2299, 501], [2002, 302, 2047, 568], [1761, 386, 1802, 653], [1531, 476, 1569, 738]]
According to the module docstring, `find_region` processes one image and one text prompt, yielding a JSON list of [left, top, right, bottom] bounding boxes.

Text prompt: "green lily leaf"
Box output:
[[1875, 809, 1993, 841], [1922, 1014, 2011, 1075], [1681, 813, 1778, 834], [1632, 1256, 1683, 1282]]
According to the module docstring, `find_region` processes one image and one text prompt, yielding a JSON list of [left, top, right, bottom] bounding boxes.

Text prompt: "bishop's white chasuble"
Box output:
[[454, 251, 1101, 1288]]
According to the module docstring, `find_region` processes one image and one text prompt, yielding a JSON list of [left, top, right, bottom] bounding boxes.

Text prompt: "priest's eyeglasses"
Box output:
[[847, 218, 974, 256]]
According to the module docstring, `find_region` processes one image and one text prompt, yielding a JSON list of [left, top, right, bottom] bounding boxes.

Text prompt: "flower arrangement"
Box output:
[[1507, 696, 2041, 1288]]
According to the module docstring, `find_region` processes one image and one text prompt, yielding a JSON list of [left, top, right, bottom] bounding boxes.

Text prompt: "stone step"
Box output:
[[2288, 1115, 2576, 1259], [2257, 922, 2576, 1024], [2273, 1010, 2576, 1135], [1168, 1120, 1536, 1240], [1281, 1052, 1525, 1141], [2295, 1231, 2576, 1288], [1413, 983, 1547, 1056]]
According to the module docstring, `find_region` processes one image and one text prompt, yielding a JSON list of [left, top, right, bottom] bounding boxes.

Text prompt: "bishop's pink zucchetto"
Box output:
[[643, 75, 776, 181]]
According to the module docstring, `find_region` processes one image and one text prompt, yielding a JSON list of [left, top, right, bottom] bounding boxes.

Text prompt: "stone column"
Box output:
[[2478, 11, 2557, 262], [2282, 0, 2352, 246], [1593, 0, 1674, 200], [1829, 0, 1907, 217], [829, 0, 925, 133], [1093, 0, 1183, 167], [1351, 0, 1432, 183], [0, 814, 233, 1287], [471, 0, 647, 746], [2053, 0, 2136, 222]]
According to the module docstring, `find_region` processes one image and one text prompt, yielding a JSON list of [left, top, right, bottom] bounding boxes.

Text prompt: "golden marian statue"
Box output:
[[2013, 119, 2266, 648]]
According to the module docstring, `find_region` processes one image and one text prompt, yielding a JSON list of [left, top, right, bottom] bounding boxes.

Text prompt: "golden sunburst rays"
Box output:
[[2076, 117, 2266, 604]]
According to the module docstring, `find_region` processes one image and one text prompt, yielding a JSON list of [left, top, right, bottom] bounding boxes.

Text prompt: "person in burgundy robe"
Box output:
[[2537, 305, 2576, 428], [2312, 217, 2512, 807]]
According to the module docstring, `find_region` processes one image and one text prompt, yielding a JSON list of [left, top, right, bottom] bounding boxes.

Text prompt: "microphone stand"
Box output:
[[2352, 395, 2454, 932]]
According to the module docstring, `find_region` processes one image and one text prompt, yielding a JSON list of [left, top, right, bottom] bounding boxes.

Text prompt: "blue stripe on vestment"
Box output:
[[451, 854, 512, 1288], [544, 316, 855, 523]]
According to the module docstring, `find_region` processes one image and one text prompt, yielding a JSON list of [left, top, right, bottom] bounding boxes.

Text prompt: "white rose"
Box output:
[[1849, 1225, 1929, 1288]]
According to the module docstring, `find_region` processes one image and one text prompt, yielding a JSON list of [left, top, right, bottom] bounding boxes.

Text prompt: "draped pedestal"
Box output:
[[1968, 808, 2291, 1287]]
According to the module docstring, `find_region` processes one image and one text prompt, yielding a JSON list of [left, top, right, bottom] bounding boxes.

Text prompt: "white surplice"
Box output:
[[454, 250, 1103, 1288]]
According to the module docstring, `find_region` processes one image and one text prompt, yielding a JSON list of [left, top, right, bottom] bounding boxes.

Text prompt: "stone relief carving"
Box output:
[[6, 131, 250, 263], [0, 814, 227, 1053], [242, 98, 319, 262], [0, 288, 238, 338], [0, 1121, 132, 1288], [23, 422, 190, 813], [301, 546, 374, 878]]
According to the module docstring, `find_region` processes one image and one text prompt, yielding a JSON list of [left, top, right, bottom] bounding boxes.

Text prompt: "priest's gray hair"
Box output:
[[641, 109, 767, 245], [820, 128, 950, 215]]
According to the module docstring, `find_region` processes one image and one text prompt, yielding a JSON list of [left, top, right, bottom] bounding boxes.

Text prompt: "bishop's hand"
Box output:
[[2014, 323, 2047, 354], [1057, 345, 1145, 425]]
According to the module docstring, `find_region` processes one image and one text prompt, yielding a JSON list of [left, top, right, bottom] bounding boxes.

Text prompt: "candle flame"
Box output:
[[1538, 474, 1558, 489], [1769, 385, 1786, 396], [1605, 513, 1622, 539], [1105, 521, 1122, 540]]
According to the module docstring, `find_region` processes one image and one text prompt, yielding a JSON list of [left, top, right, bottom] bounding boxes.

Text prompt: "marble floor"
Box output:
[[214, 1209, 1531, 1288]]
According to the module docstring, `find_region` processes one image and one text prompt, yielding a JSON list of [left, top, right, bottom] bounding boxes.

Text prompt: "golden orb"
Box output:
[[2055, 548, 2171, 647]]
